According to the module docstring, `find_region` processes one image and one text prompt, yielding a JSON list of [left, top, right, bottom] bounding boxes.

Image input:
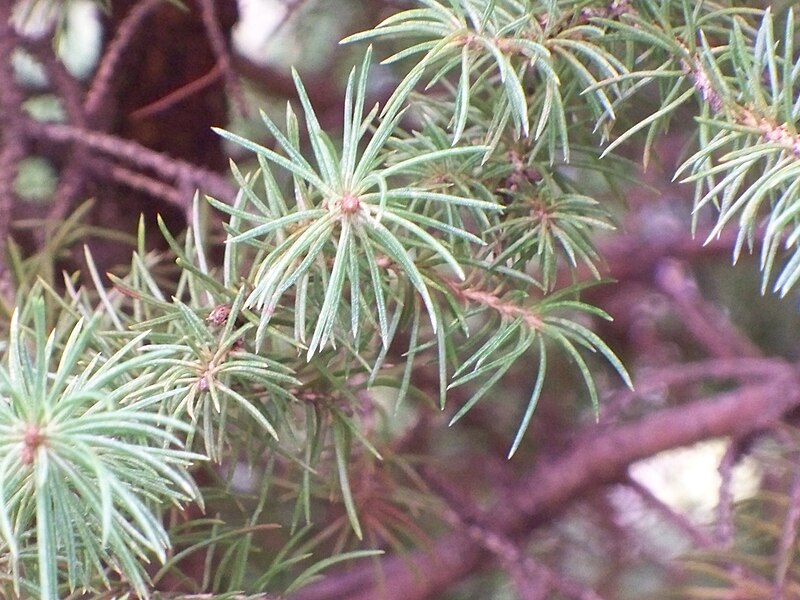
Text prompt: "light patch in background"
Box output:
[[57, 1, 102, 79], [233, 0, 291, 64], [628, 438, 762, 522], [603, 439, 762, 563], [15, 156, 58, 203], [11, 0, 61, 38], [12, 0, 102, 83]]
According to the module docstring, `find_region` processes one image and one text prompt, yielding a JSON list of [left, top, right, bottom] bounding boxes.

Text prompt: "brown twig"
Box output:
[[128, 63, 223, 121], [23, 38, 92, 233], [85, 157, 186, 209], [607, 357, 791, 418], [424, 468, 607, 600], [293, 375, 800, 600], [446, 279, 543, 329], [24, 120, 236, 205], [654, 258, 762, 359], [84, 0, 164, 121], [197, 0, 249, 118], [23, 38, 85, 125], [0, 3, 26, 304], [773, 466, 800, 598], [715, 441, 739, 548], [625, 475, 715, 548]]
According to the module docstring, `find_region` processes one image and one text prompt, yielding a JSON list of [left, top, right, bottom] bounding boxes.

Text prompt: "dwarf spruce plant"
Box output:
[[3, 0, 800, 598]]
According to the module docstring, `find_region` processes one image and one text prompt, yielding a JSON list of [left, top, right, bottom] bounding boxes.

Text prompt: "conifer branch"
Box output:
[[295, 374, 800, 600], [6, 2, 800, 598]]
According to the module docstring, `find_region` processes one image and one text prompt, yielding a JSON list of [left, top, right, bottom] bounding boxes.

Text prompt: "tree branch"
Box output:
[[0, 2, 26, 305], [654, 258, 762, 359], [24, 120, 236, 205], [197, 0, 248, 118], [84, 0, 164, 122], [293, 372, 800, 600], [23, 38, 92, 234]]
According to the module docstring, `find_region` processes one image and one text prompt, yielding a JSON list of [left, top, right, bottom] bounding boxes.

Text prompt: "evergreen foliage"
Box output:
[[3, 0, 800, 598]]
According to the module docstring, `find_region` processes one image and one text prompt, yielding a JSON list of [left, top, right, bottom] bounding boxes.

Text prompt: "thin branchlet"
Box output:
[[448, 280, 543, 330]]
